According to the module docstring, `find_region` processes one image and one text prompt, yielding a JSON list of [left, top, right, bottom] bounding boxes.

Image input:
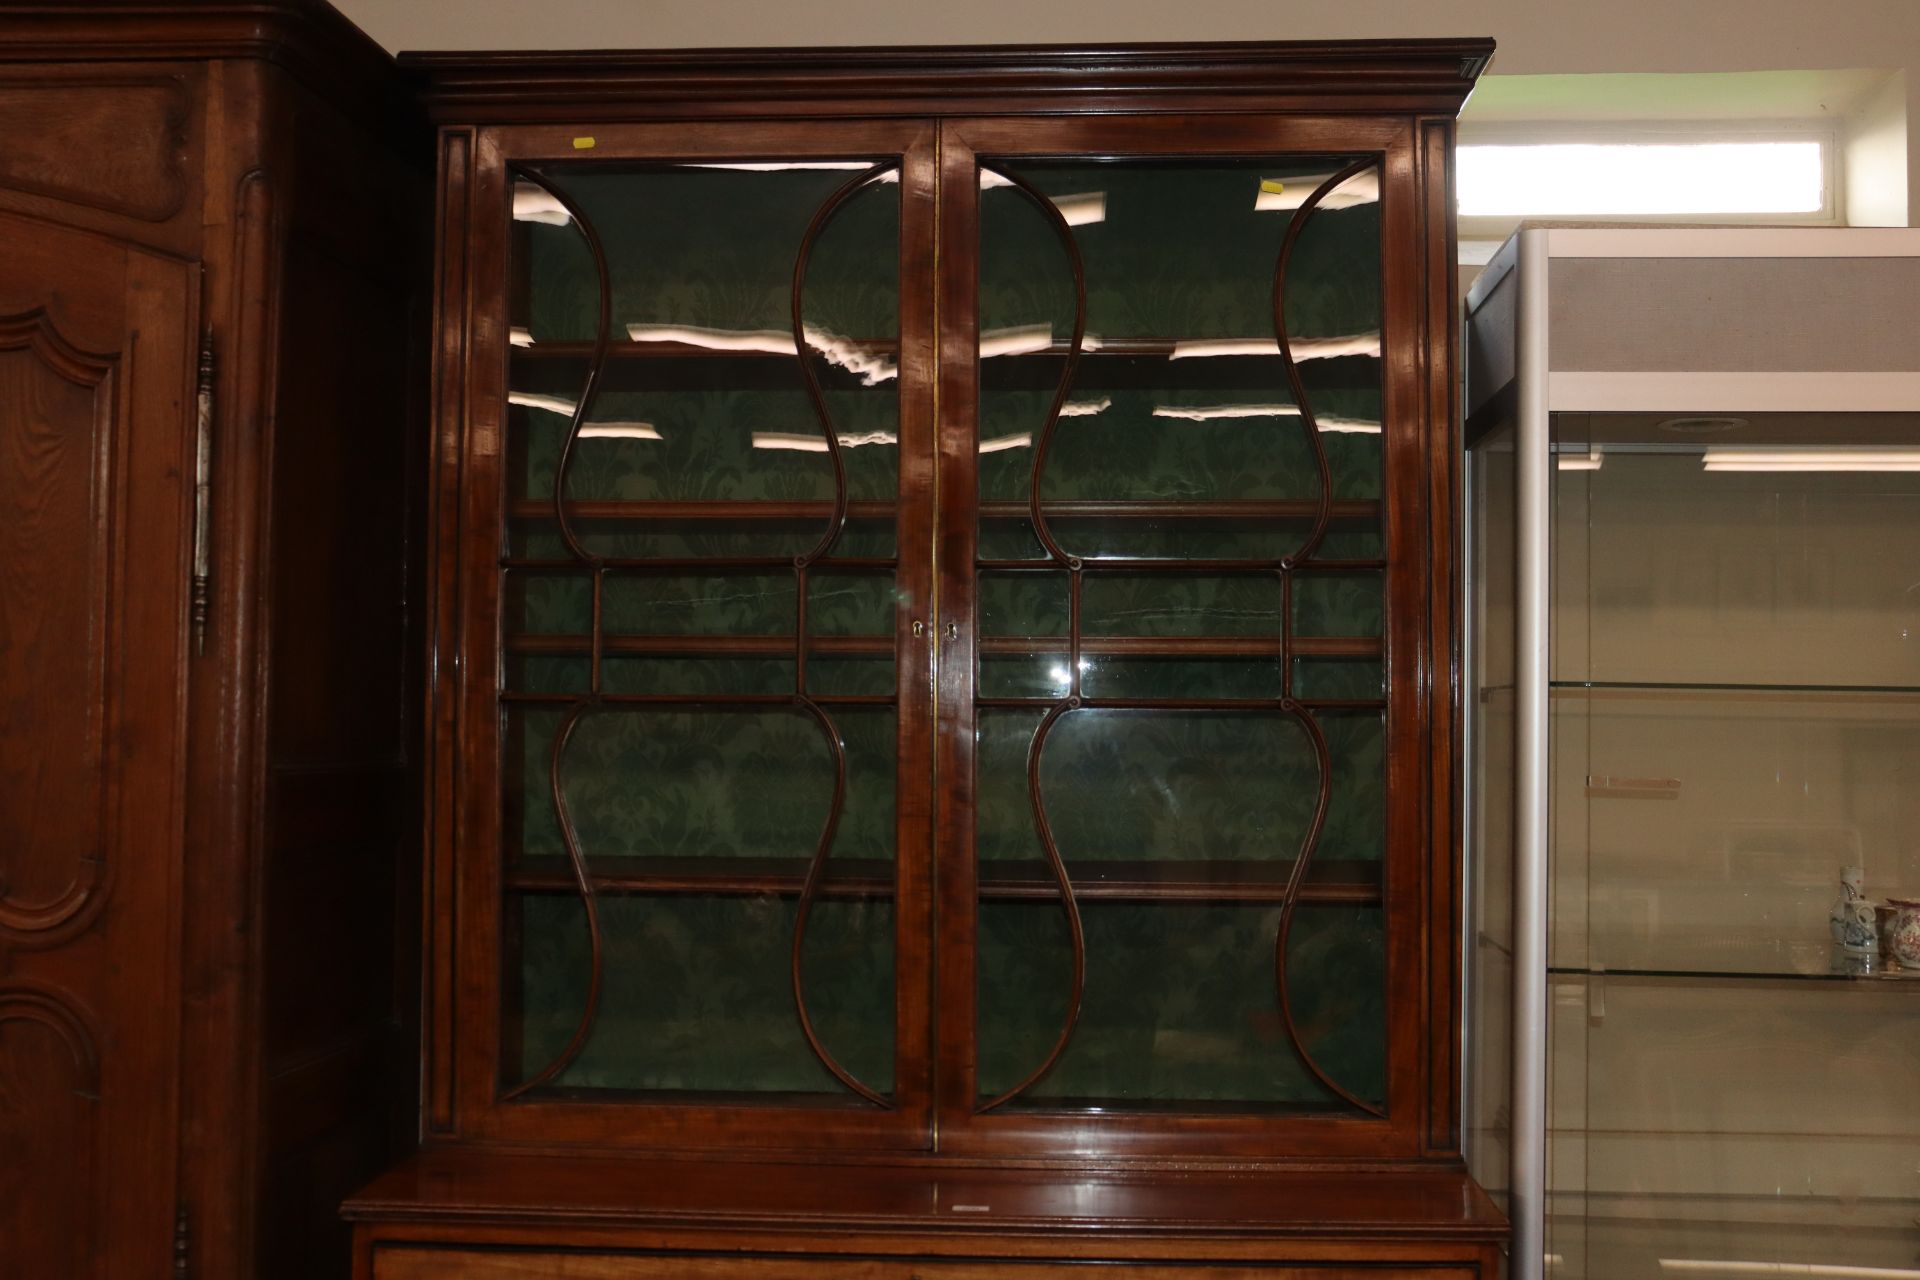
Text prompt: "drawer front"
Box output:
[[372, 1248, 1479, 1280]]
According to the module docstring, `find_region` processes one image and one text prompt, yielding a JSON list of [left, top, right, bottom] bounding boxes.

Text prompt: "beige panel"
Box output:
[[1548, 257, 1920, 372]]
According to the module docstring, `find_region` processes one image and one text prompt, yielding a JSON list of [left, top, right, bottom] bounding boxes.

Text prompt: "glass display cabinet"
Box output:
[[1465, 227, 1920, 1280], [348, 40, 1507, 1280]]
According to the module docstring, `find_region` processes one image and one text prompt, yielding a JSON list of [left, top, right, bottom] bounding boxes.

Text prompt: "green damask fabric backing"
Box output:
[[504, 157, 1390, 1110]]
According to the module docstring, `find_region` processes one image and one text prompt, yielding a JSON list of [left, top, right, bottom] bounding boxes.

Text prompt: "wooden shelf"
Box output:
[[502, 633, 1381, 660], [506, 498, 1381, 521], [508, 498, 896, 521], [504, 855, 1383, 904]]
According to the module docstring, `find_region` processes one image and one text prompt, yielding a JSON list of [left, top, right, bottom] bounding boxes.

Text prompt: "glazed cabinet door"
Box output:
[[440, 120, 938, 1148], [0, 212, 194, 1274], [933, 116, 1443, 1159]]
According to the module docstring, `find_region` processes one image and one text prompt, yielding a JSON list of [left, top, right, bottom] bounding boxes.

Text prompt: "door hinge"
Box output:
[[174, 1200, 191, 1278], [190, 329, 214, 657]]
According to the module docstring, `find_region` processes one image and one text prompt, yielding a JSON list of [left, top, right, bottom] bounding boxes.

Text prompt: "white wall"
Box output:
[[1848, 70, 1910, 225], [334, 0, 1920, 224]]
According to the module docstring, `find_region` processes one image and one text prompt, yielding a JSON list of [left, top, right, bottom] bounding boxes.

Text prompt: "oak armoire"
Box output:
[[0, 3, 424, 1277]]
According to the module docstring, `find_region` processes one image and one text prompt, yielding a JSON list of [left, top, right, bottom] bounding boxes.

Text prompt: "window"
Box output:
[[1457, 124, 1840, 238]]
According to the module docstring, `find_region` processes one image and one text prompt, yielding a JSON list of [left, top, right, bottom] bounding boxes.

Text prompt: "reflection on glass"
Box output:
[[500, 161, 904, 1100], [1546, 413, 1920, 1279], [1464, 421, 1517, 1215], [973, 156, 1387, 1113]]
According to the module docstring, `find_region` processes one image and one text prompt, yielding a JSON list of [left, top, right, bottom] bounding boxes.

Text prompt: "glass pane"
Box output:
[[512, 893, 894, 1094], [1548, 412, 1920, 1279], [1464, 422, 1518, 1213], [976, 902, 1384, 1107], [501, 160, 902, 1101], [972, 154, 1386, 1114]]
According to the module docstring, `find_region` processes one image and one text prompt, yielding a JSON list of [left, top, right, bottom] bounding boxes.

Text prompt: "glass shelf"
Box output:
[[1547, 935, 1920, 985], [1546, 1209, 1920, 1280], [1551, 680, 1920, 699]]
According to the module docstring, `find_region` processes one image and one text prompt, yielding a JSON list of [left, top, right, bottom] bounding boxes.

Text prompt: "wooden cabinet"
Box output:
[[371, 1253, 1481, 1280], [0, 4, 425, 1276], [350, 36, 1504, 1279], [0, 205, 197, 1280], [0, 9, 1504, 1273]]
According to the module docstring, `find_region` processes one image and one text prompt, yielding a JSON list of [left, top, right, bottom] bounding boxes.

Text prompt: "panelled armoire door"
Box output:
[[0, 210, 196, 1276]]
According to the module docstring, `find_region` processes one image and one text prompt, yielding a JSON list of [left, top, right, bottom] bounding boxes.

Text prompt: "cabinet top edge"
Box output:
[[398, 38, 1496, 124], [0, 1, 402, 113]]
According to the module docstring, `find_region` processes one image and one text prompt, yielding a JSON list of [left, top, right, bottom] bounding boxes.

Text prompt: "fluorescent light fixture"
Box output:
[[579, 423, 663, 441], [1153, 404, 1295, 421], [1702, 447, 1920, 472], [1051, 192, 1106, 227], [1315, 415, 1382, 434], [509, 327, 535, 348], [751, 430, 897, 452], [1150, 404, 1381, 433], [1058, 398, 1112, 418], [1659, 1260, 1920, 1279], [1168, 333, 1380, 361], [508, 391, 577, 416], [508, 394, 660, 439], [1457, 141, 1824, 216], [626, 323, 898, 384], [980, 325, 1055, 358], [1255, 170, 1380, 212], [685, 161, 884, 173], [1556, 451, 1604, 471], [629, 324, 792, 354], [974, 399, 1108, 454], [978, 172, 1108, 225], [512, 184, 571, 226]]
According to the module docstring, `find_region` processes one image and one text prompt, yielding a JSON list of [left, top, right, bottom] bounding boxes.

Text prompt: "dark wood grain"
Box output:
[[382, 29, 1498, 1278], [402, 39, 1495, 123], [0, 75, 188, 221], [0, 212, 195, 1280], [344, 1149, 1505, 1280], [0, 8, 429, 1279]]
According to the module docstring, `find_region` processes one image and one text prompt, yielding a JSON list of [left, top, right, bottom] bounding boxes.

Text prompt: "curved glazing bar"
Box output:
[[502, 167, 613, 1100], [987, 163, 1089, 573], [790, 163, 896, 569], [1274, 159, 1378, 571], [502, 702, 606, 1099], [977, 699, 1089, 1112], [975, 162, 1090, 1113], [1271, 161, 1388, 1117], [516, 167, 614, 568], [788, 162, 900, 1107]]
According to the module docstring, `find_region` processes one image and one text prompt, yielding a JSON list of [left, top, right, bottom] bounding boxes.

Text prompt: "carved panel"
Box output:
[[0, 77, 189, 223], [0, 310, 117, 941], [0, 985, 101, 1278]]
